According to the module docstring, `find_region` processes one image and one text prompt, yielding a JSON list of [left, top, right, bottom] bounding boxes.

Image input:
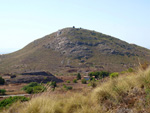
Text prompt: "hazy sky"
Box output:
[[0, 0, 150, 54]]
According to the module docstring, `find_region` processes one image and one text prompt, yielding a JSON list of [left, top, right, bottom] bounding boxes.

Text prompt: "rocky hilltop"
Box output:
[[0, 27, 150, 75]]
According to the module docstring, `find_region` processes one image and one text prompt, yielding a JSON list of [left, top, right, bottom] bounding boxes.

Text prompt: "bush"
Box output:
[[66, 80, 70, 83], [33, 86, 46, 93], [26, 87, 33, 94], [63, 84, 72, 90], [22, 82, 38, 90], [0, 77, 5, 85], [22, 82, 38, 91], [77, 73, 81, 80], [110, 72, 119, 79], [73, 79, 77, 83], [100, 71, 110, 78], [49, 81, 57, 88], [0, 89, 6, 95], [89, 71, 110, 79], [88, 82, 97, 88], [63, 84, 67, 88], [89, 72, 100, 78], [66, 86, 72, 90], [121, 71, 126, 74], [0, 96, 29, 109], [91, 77, 96, 81], [128, 68, 134, 72], [81, 79, 87, 84], [22, 82, 46, 94]]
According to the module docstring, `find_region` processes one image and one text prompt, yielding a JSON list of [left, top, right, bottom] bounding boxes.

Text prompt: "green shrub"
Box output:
[[145, 88, 150, 103], [22, 82, 45, 94], [66, 80, 70, 83], [110, 72, 119, 79], [89, 72, 100, 78], [127, 68, 134, 72], [121, 71, 126, 74], [81, 79, 87, 84], [33, 86, 46, 93], [0, 77, 5, 85], [26, 87, 33, 94], [49, 81, 57, 88], [22, 82, 38, 90], [66, 86, 72, 90], [63, 84, 67, 88], [63, 84, 72, 90], [0, 89, 6, 95], [77, 73, 81, 80], [0, 96, 29, 109], [73, 79, 77, 83], [88, 82, 97, 88], [91, 77, 96, 81], [88, 83, 91, 86], [28, 82, 38, 87], [89, 71, 110, 79], [99, 71, 110, 78]]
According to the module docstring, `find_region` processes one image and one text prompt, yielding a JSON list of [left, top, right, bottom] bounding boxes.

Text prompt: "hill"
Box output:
[[0, 27, 150, 74]]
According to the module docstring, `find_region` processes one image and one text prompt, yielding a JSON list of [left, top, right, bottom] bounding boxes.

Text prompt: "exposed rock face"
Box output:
[[43, 35, 93, 59]]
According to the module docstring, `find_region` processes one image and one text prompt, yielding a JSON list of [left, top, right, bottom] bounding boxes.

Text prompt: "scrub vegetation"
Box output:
[[2, 66, 150, 113]]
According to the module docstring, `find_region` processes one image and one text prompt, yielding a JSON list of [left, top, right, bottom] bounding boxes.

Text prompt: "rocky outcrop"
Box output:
[[43, 36, 93, 59]]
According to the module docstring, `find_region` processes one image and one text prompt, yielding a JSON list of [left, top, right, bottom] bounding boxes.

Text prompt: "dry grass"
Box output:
[[2, 92, 103, 113], [2, 67, 150, 113], [92, 67, 150, 103]]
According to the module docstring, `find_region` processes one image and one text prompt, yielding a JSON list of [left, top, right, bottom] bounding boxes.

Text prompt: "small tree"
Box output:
[[77, 73, 81, 80], [26, 87, 33, 94], [99, 71, 110, 78], [110, 72, 119, 79], [50, 81, 57, 88], [66, 80, 70, 83], [0, 96, 29, 109], [22, 82, 46, 94], [128, 68, 134, 72], [89, 71, 109, 79], [88, 82, 97, 88], [73, 79, 77, 83], [0, 77, 5, 85], [63, 84, 72, 90], [0, 89, 6, 95], [81, 79, 87, 84], [66, 86, 72, 90]]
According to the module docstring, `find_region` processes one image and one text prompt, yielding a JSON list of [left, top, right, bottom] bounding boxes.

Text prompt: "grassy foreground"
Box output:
[[2, 67, 150, 113]]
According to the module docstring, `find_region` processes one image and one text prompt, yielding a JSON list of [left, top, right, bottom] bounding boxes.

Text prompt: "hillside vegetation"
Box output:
[[2, 67, 150, 113], [0, 27, 150, 74]]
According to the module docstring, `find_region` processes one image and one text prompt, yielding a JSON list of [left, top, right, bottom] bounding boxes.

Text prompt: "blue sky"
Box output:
[[0, 0, 150, 54]]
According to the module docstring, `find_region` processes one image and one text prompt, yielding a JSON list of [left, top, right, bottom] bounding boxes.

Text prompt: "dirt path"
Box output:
[[0, 94, 30, 98]]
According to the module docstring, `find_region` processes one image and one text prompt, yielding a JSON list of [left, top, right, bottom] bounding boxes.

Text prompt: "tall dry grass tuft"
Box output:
[[92, 67, 150, 104], [6, 92, 102, 113]]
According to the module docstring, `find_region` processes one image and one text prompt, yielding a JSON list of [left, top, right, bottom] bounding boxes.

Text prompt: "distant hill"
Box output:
[[0, 27, 150, 75]]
